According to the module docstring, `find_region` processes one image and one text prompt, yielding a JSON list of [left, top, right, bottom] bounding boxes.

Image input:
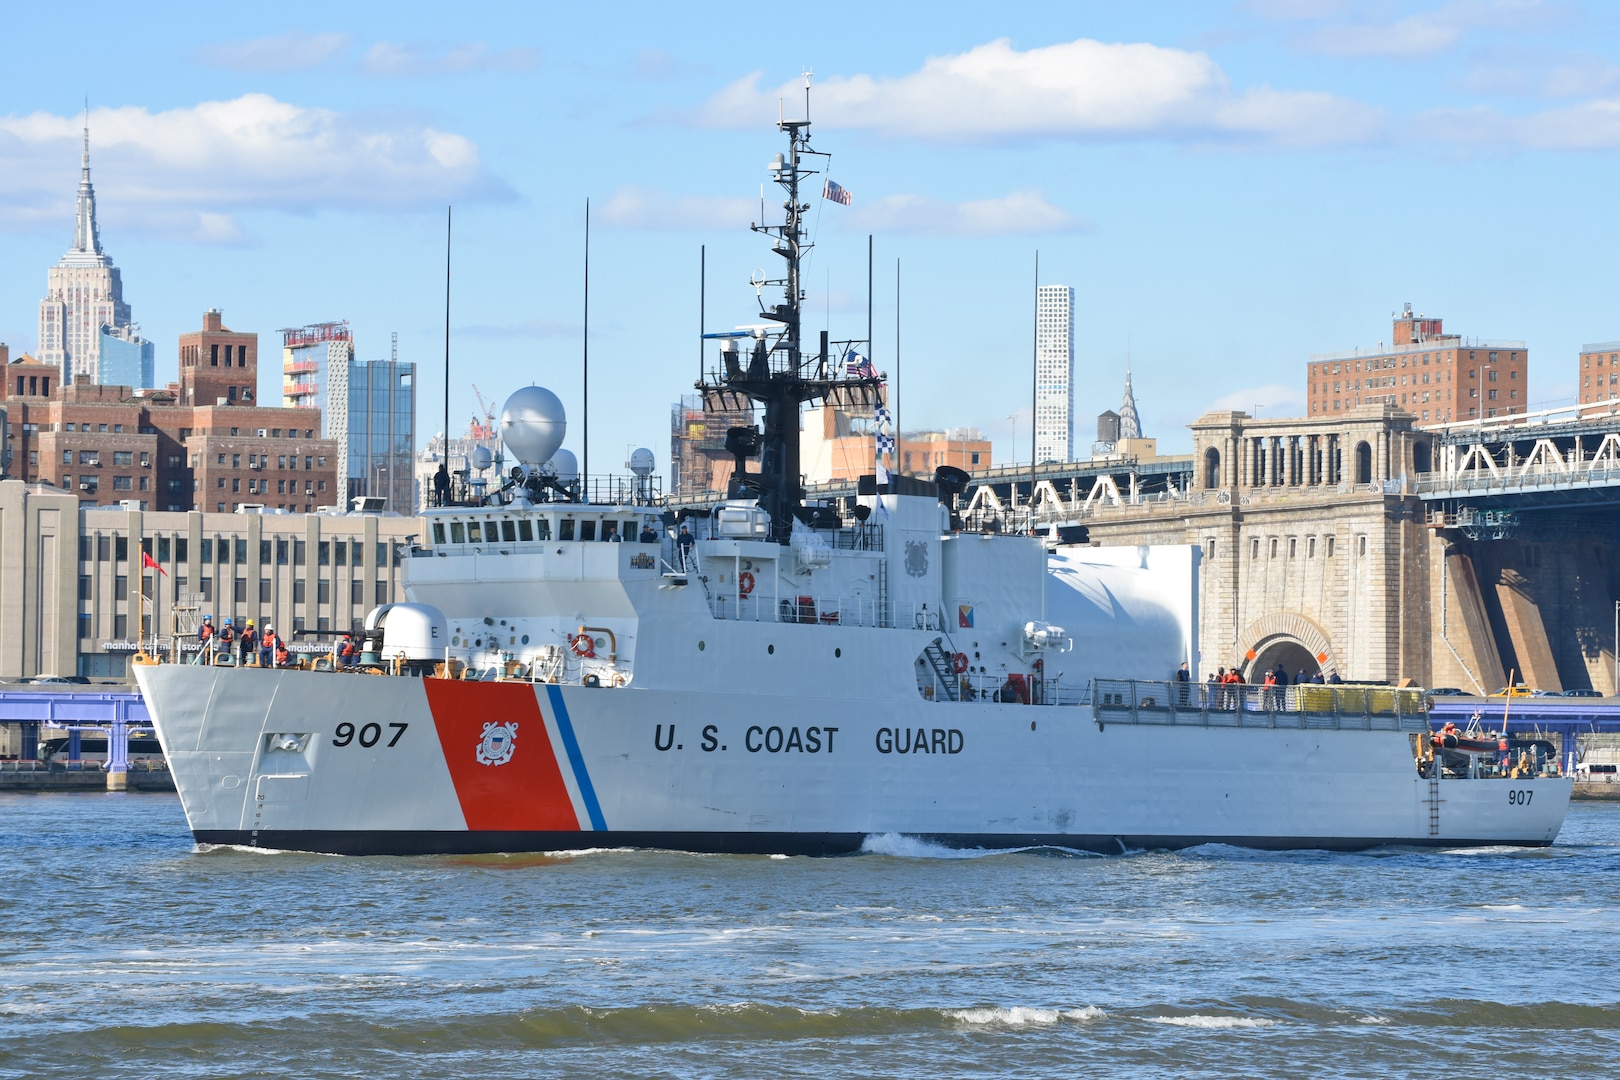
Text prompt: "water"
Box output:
[[2, 794, 1617, 1079]]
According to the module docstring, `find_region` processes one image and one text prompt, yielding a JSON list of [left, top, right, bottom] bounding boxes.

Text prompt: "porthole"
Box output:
[[451, 635, 460, 646], [835, 647, 842, 658], [768, 644, 775, 655], [521, 634, 530, 645], [698, 640, 706, 651]]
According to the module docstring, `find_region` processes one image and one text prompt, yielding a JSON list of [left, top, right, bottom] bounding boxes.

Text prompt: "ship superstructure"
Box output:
[[134, 106, 1571, 856]]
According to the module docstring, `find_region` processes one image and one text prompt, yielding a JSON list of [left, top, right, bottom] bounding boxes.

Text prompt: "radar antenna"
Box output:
[[696, 94, 883, 543]]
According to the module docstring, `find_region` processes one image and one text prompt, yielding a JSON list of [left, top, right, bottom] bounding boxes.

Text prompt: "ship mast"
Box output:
[[698, 83, 883, 542]]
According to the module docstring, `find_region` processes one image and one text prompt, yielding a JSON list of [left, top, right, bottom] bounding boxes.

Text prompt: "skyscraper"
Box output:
[[281, 323, 416, 512], [1035, 284, 1074, 463], [37, 119, 149, 386]]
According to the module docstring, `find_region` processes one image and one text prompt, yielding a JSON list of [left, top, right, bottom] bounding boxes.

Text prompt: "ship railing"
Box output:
[[705, 592, 943, 631], [1092, 679, 1429, 732]]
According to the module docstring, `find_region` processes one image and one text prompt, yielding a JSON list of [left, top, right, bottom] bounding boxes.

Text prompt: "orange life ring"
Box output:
[[738, 571, 756, 597], [570, 633, 596, 658], [952, 652, 969, 674]]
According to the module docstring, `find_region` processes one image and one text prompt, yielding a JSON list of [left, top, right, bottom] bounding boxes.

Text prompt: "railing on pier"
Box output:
[[1091, 680, 1429, 732]]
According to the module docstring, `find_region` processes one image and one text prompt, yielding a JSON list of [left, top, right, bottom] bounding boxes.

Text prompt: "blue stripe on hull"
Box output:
[[195, 830, 1556, 858], [544, 683, 606, 831]]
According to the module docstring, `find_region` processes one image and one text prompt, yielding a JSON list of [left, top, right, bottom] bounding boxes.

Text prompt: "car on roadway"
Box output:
[[1491, 685, 1536, 698], [1561, 688, 1605, 698], [1425, 687, 1467, 696]]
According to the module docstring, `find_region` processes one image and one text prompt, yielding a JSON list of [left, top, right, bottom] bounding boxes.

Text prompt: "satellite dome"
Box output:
[[628, 448, 655, 477], [471, 445, 493, 471], [546, 448, 579, 483], [500, 386, 566, 467]]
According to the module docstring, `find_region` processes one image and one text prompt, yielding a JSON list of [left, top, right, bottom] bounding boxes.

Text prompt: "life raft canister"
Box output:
[[738, 571, 756, 597], [570, 633, 596, 658]]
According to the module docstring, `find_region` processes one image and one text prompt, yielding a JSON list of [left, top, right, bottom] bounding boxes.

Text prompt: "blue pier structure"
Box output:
[[0, 690, 151, 777]]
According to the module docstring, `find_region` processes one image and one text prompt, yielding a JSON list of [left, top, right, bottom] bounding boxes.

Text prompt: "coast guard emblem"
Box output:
[[476, 721, 518, 766], [905, 540, 928, 577]]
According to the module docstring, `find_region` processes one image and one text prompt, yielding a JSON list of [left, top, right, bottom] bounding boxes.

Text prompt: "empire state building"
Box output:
[[37, 121, 146, 386]]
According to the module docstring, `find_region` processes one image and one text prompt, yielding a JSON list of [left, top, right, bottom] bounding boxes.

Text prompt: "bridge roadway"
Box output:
[[1418, 401, 1620, 507], [672, 455, 1195, 532]]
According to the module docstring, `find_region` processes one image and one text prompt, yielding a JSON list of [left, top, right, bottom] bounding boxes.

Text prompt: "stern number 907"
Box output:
[[332, 722, 407, 748]]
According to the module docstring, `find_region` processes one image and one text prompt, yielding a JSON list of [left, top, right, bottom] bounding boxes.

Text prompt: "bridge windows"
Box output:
[[1203, 447, 1221, 489], [1413, 441, 1433, 474], [1308, 537, 1317, 558], [1270, 538, 1278, 559], [1251, 538, 1260, 560], [1355, 441, 1373, 485], [1327, 537, 1336, 557], [1358, 536, 1368, 557]]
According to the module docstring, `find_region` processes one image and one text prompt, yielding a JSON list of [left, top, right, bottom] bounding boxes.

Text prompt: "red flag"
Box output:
[[141, 551, 168, 577]]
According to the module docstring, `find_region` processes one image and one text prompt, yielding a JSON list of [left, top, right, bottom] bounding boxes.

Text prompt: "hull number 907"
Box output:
[[1508, 789, 1534, 805], [333, 722, 408, 748]]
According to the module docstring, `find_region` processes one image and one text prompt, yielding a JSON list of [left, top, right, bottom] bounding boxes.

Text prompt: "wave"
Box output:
[[858, 833, 1099, 860], [1146, 1015, 1276, 1029]]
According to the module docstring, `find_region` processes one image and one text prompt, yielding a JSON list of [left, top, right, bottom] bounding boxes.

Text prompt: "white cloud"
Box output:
[[596, 186, 758, 231], [1425, 97, 1620, 148], [845, 191, 1088, 237], [0, 96, 510, 242], [199, 32, 351, 73], [692, 38, 1383, 147], [1292, 1, 1560, 58], [359, 42, 539, 77], [1208, 384, 1306, 416]]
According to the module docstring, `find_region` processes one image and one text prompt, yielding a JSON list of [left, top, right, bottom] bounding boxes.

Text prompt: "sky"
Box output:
[[4, 0, 1620, 479]]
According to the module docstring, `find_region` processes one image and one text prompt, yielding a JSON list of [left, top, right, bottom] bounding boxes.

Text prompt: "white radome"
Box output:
[[501, 386, 566, 467]]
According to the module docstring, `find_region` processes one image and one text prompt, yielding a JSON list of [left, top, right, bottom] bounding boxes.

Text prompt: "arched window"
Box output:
[[1203, 446, 1221, 489], [1355, 441, 1373, 485]]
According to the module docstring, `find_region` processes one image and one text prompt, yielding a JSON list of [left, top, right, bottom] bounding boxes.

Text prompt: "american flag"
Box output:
[[846, 349, 876, 379], [822, 179, 852, 206]]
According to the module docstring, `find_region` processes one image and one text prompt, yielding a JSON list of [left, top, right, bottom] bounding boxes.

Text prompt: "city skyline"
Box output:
[[6, 3, 1620, 479]]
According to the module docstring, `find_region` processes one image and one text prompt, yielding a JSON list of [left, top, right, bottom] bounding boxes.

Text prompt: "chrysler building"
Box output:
[[37, 119, 142, 385]]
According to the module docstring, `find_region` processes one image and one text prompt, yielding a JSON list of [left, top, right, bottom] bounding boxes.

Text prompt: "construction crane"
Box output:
[[469, 384, 496, 441]]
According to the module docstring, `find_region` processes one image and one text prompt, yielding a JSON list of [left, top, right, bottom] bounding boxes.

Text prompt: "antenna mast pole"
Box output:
[[1031, 251, 1039, 515], [700, 244, 706, 383], [443, 206, 451, 469], [895, 257, 901, 477], [583, 198, 590, 495]]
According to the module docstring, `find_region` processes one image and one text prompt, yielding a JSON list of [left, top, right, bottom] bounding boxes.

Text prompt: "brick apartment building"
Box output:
[[1, 310, 341, 512], [1578, 341, 1620, 405], [1306, 305, 1528, 426]]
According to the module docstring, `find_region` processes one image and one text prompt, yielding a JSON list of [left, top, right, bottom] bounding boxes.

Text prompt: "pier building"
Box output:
[[0, 479, 416, 682]]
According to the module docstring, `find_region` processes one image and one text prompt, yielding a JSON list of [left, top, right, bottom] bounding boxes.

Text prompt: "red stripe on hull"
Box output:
[[424, 680, 579, 831]]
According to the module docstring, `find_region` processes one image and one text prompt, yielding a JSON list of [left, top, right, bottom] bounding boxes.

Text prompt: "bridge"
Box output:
[[0, 689, 151, 789], [1418, 401, 1620, 508]]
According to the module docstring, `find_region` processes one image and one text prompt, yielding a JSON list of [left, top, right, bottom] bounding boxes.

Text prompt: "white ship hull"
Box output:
[[136, 664, 1570, 855]]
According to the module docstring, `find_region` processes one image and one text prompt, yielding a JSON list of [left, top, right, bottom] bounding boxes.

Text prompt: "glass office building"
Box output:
[[346, 359, 416, 513]]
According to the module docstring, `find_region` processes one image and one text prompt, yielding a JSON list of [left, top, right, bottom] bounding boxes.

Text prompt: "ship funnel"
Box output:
[[501, 386, 566, 468]]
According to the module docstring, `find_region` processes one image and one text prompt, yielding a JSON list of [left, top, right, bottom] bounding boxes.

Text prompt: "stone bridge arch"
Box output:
[[1237, 612, 1338, 681]]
